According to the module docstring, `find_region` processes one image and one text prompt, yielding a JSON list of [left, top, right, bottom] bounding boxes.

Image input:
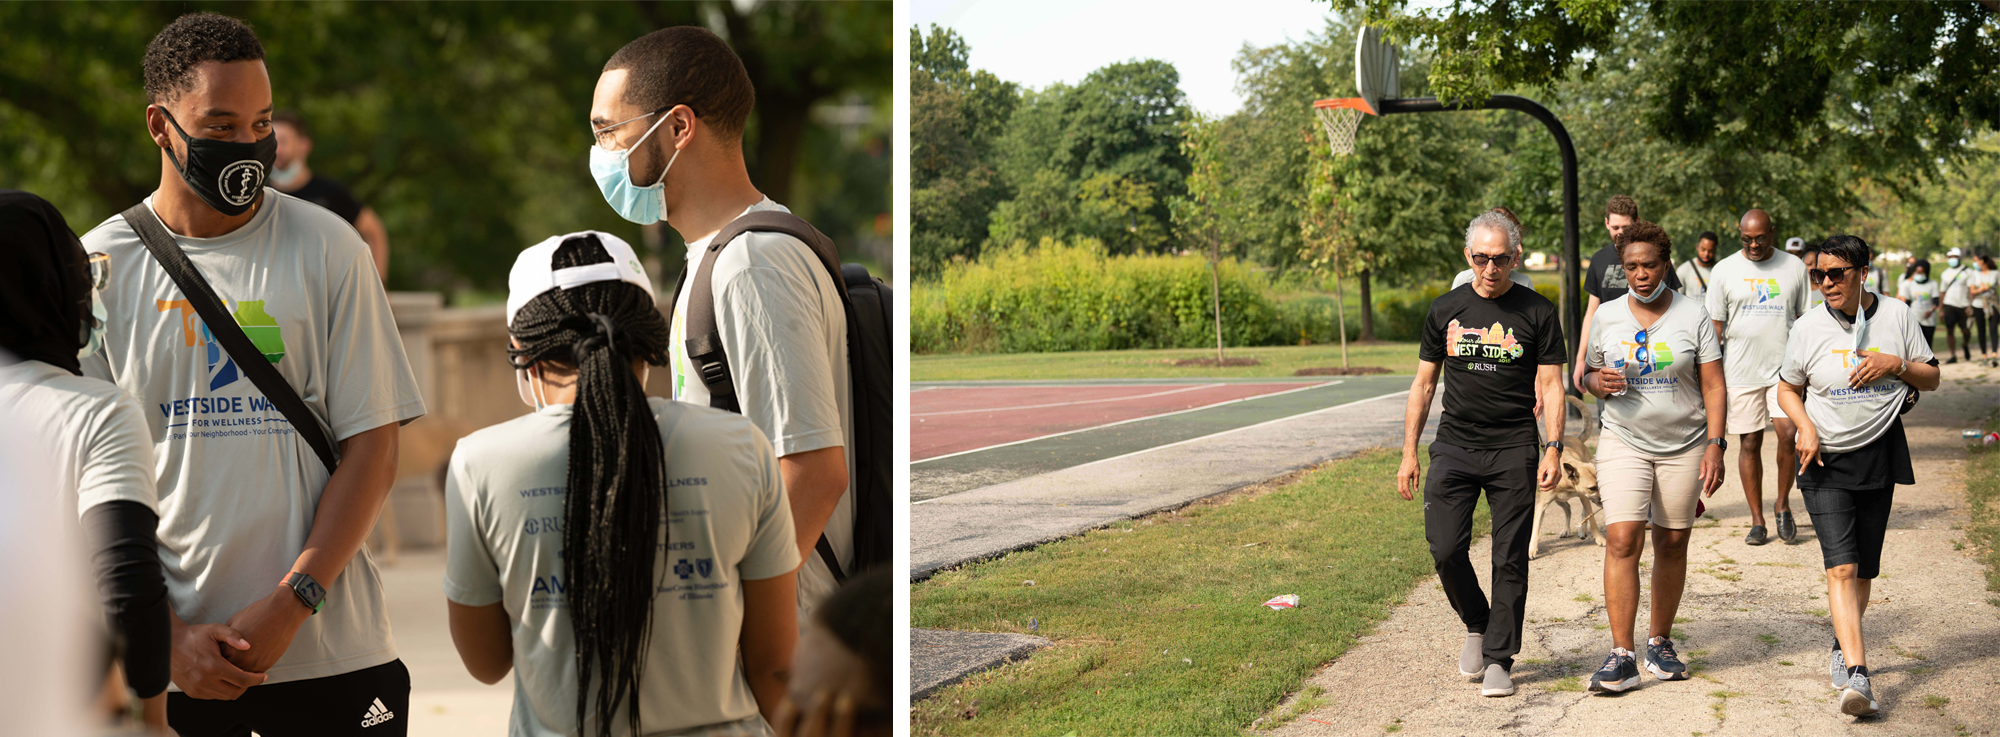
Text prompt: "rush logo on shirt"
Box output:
[[155, 298, 287, 391], [1445, 319, 1525, 361]]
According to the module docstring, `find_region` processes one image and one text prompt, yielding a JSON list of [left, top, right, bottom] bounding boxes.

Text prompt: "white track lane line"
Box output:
[[913, 383, 1228, 417], [912, 381, 1340, 464], [912, 385, 1407, 504]]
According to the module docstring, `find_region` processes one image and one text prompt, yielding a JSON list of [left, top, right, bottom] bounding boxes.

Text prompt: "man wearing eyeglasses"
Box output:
[[584, 27, 854, 618], [1399, 210, 1567, 699], [1705, 209, 1811, 545]]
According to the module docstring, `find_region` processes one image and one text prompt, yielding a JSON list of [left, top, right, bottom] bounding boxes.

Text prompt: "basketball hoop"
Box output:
[[1313, 98, 1374, 156]]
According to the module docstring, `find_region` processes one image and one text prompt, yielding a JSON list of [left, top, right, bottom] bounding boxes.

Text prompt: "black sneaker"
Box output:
[[1775, 511, 1798, 543], [1745, 525, 1771, 545], [1589, 649, 1640, 693], [1645, 638, 1689, 681]]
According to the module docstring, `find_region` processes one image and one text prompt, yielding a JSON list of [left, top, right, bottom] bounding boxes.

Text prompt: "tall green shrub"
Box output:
[[912, 238, 1283, 354]]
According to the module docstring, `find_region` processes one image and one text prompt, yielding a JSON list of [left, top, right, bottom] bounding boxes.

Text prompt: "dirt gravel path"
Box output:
[[1267, 362, 2000, 737]]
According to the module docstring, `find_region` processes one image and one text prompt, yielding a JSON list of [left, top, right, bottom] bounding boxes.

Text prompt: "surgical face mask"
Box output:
[[157, 108, 277, 216], [77, 287, 107, 358], [1629, 281, 1668, 304], [1915, 274, 1929, 284], [515, 364, 548, 411], [1949, 257, 1961, 268], [589, 113, 679, 225], [270, 161, 304, 188]]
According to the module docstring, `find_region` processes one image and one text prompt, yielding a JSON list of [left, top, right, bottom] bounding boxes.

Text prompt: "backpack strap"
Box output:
[[120, 203, 339, 472], [665, 209, 853, 578]]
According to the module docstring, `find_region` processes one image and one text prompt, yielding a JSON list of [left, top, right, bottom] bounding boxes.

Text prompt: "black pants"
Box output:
[[1975, 307, 1994, 354], [1941, 305, 1971, 359], [168, 660, 410, 737], [1424, 442, 1538, 670], [1921, 325, 1937, 351], [1801, 485, 1895, 579]]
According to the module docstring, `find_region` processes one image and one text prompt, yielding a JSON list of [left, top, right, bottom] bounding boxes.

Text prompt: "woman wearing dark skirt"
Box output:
[[1776, 234, 1941, 718]]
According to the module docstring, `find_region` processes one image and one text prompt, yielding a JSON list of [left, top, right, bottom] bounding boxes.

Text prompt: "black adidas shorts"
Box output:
[[168, 659, 409, 737]]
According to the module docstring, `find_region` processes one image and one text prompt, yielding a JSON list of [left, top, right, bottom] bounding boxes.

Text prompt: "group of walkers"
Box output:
[[1401, 195, 1944, 718], [1897, 248, 2000, 365], [0, 13, 886, 737]]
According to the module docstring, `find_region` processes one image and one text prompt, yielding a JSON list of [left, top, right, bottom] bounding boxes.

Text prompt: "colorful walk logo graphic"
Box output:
[[1832, 346, 1883, 369], [1622, 340, 1674, 375], [1748, 278, 1782, 303], [1444, 319, 1525, 361], [157, 299, 286, 391]]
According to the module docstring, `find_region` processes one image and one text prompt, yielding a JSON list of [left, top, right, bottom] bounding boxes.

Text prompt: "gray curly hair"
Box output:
[[1465, 210, 1522, 254]]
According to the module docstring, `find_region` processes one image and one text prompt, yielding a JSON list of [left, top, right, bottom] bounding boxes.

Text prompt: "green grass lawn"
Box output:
[[912, 342, 1421, 382], [911, 449, 1483, 736]]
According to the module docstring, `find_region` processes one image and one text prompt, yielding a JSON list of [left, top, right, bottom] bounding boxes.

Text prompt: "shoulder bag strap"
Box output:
[[120, 204, 339, 472]]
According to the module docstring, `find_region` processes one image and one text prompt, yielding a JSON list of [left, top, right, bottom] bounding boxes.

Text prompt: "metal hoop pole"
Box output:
[[1378, 94, 1582, 396]]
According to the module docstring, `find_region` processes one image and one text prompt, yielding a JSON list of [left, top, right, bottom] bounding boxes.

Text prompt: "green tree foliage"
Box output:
[[910, 25, 1018, 278], [0, 1, 890, 293], [1332, 0, 2000, 177], [987, 60, 1191, 254]]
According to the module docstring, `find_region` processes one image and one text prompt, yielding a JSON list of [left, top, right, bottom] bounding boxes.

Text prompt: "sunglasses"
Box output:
[[1632, 328, 1651, 374], [1808, 266, 1855, 285], [87, 252, 110, 291], [1470, 254, 1516, 268]]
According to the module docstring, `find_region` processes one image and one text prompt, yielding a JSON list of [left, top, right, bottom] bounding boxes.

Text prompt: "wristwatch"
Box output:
[[1708, 437, 1728, 451], [1543, 440, 1564, 454], [282, 571, 325, 615], [1893, 358, 1908, 376]]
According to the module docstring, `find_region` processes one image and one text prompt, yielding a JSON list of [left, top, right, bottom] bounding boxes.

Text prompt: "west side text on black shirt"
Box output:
[[1419, 282, 1567, 449]]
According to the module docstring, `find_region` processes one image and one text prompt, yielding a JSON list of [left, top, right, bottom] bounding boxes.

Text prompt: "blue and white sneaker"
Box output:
[[1645, 637, 1689, 681], [1829, 644, 1848, 689], [1589, 648, 1640, 693], [1839, 669, 1879, 716]]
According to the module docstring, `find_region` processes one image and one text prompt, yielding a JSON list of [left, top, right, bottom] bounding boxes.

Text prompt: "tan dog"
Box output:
[[1529, 397, 1606, 560]]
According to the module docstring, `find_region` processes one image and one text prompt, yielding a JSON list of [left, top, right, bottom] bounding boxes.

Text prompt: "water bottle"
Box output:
[[1609, 357, 1628, 397]]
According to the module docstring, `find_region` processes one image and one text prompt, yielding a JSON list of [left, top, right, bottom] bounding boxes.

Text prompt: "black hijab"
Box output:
[[0, 190, 91, 375]]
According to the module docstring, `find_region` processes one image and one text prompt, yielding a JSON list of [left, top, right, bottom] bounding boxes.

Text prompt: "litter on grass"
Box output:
[[1263, 594, 1300, 610]]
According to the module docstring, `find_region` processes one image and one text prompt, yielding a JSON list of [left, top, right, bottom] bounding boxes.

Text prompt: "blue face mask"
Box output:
[[588, 113, 679, 225]]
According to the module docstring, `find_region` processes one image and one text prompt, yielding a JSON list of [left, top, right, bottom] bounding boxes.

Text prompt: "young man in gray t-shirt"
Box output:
[[81, 14, 424, 734], [586, 28, 853, 619]]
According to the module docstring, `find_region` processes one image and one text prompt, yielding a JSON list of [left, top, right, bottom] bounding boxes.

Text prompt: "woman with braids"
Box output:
[[443, 231, 799, 737]]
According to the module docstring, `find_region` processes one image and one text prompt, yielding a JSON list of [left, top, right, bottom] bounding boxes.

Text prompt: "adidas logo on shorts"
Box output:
[[360, 697, 396, 728]]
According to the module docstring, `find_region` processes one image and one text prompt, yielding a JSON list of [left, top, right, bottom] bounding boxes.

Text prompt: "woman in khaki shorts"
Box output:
[[1580, 221, 1729, 693]]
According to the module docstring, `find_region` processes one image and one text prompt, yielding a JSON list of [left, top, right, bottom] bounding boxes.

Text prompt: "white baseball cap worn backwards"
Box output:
[[506, 231, 656, 328]]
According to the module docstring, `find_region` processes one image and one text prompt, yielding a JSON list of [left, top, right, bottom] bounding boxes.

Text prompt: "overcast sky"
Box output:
[[911, 0, 1341, 116]]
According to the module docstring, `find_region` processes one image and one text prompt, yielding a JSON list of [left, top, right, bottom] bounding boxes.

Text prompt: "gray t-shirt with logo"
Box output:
[[1899, 278, 1941, 326], [80, 191, 426, 685], [668, 198, 851, 617], [443, 397, 798, 737], [0, 360, 158, 521], [1705, 250, 1810, 388], [1586, 292, 1722, 455], [1780, 294, 1934, 453]]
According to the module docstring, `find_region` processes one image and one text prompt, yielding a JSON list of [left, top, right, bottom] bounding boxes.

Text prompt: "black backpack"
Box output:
[[666, 211, 891, 583]]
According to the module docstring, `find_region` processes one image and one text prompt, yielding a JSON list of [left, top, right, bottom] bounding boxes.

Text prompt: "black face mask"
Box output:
[[158, 108, 276, 216]]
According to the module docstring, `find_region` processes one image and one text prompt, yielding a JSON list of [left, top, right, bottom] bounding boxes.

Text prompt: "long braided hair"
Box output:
[[507, 234, 672, 736]]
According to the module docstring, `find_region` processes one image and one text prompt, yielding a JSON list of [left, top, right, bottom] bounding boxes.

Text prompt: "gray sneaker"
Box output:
[[1460, 633, 1484, 677], [1481, 663, 1516, 697], [1745, 525, 1771, 545], [1776, 510, 1798, 543], [1839, 670, 1879, 716], [1829, 645, 1847, 689]]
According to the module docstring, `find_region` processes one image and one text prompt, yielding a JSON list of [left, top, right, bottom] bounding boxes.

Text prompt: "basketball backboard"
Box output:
[[1355, 25, 1400, 114]]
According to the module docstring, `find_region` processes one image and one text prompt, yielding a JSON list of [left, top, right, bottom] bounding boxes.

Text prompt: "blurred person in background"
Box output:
[[773, 568, 891, 737], [270, 110, 390, 278], [444, 231, 799, 737], [1937, 247, 1974, 363], [0, 190, 172, 734], [1895, 259, 1940, 349], [1573, 196, 1682, 394], [1675, 231, 1718, 302], [1969, 254, 1996, 360]]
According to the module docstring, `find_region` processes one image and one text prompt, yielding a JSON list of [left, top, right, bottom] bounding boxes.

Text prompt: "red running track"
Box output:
[[912, 383, 1318, 461]]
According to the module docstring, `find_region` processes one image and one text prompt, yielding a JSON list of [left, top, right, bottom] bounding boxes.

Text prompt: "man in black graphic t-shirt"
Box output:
[[1398, 210, 1567, 698]]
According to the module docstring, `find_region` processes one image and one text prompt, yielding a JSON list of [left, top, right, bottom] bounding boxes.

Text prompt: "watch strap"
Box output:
[[283, 571, 325, 615]]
